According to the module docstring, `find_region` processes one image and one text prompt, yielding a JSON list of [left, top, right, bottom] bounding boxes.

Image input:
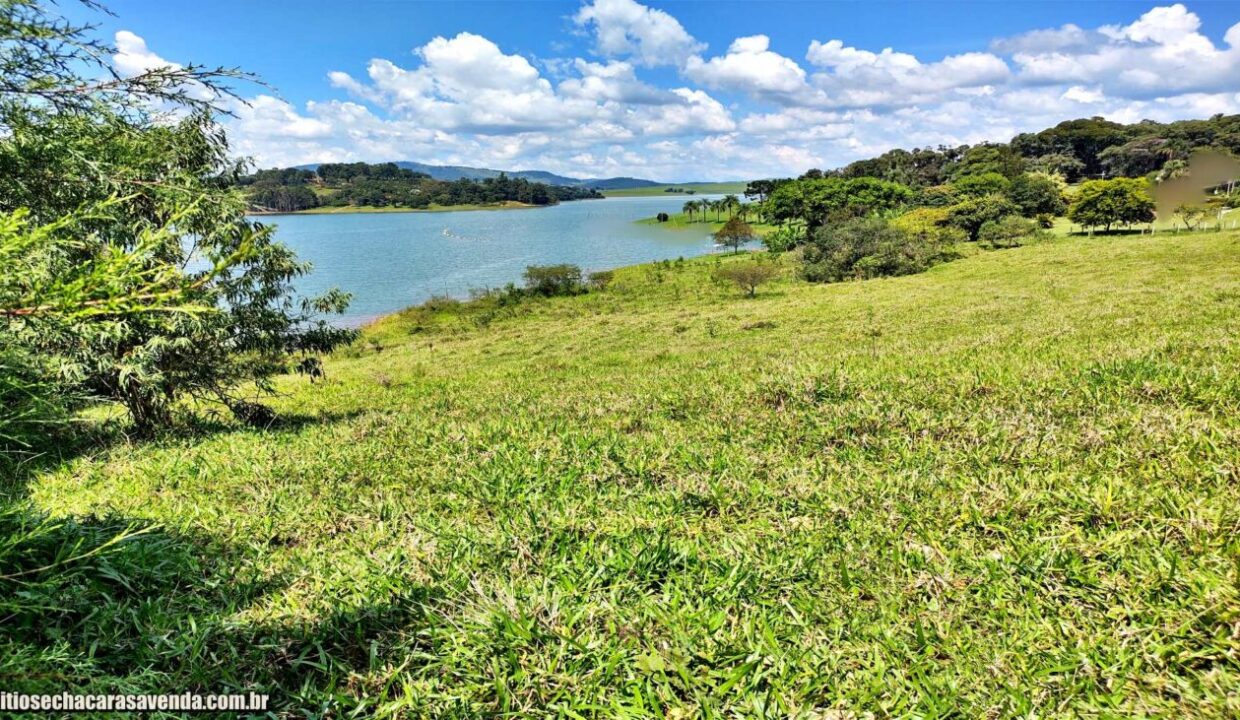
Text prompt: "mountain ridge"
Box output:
[[291, 160, 738, 190]]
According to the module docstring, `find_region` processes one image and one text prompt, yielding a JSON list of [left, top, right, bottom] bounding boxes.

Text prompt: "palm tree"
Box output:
[[723, 194, 741, 219], [683, 200, 696, 222]]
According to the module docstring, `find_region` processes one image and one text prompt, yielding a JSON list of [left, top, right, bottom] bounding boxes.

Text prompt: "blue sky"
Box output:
[[75, 1, 1240, 180]]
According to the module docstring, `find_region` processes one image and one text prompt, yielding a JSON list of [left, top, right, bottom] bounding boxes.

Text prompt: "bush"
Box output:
[[762, 225, 802, 253], [978, 216, 1040, 249], [523, 264, 584, 296], [946, 195, 1020, 241], [587, 270, 615, 290], [801, 218, 956, 283], [714, 261, 779, 298]]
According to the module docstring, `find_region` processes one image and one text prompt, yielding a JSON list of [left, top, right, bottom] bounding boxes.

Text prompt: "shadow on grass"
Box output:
[[0, 404, 421, 713], [0, 505, 439, 713], [2, 408, 369, 494]]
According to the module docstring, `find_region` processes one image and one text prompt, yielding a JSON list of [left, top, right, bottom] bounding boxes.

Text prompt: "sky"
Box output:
[[70, 0, 1240, 181]]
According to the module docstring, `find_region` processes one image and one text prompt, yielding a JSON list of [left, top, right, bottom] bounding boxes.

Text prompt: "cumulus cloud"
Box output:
[[805, 40, 1009, 107], [1001, 4, 1240, 97], [573, 0, 704, 67], [113, 2, 1240, 180], [684, 35, 811, 101], [113, 30, 178, 76]]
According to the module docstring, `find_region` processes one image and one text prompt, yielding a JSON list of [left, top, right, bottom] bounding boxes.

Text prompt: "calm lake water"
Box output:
[[258, 195, 737, 326]]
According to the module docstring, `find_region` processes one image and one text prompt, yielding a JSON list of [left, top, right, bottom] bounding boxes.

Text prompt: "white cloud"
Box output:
[[684, 35, 811, 100], [1004, 4, 1240, 97], [113, 30, 178, 76], [558, 59, 669, 104], [113, 3, 1240, 181], [806, 40, 1009, 107], [574, 0, 704, 67]]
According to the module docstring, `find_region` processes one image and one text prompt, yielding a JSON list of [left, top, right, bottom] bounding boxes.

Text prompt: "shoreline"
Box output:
[[248, 200, 552, 216]]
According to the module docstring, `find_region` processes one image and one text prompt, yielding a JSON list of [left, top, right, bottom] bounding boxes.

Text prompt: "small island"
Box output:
[[241, 162, 602, 214]]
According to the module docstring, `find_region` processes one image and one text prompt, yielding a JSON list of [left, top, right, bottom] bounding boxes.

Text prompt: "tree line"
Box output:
[[240, 163, 603, 212], [806, 115, 1240, 187]]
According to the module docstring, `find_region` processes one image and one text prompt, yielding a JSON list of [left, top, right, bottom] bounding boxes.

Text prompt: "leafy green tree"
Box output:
[[1007, 174, 1067, 217], [766, 177, 912, 234], [953, 173, 1011, 199], [801, 218, 955, 282], [945, 195, 1019, 241], [0, 0, 355, 432], [713, 217, 758, 254], [1098, 137, 1179, 177], [950, 143, 1025, 179], [1011, 118, 1132, 179], [1067, 178, 1156, 233], [683, 200, 697, 222]]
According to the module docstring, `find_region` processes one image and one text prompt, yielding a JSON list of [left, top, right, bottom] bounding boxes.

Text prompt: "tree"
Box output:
[[950, 144, 1025, 179], [1067, 178, 1156, 233], [945, 195, 1019, 241], [1099, 137, 1179, 177], [1173, 203, 1211, 231], [714, 262, 778, 298], [953, 173, 1011, 199], [801, 218, 955, 283], [713, 216, 758, 254], [683, 200, 696, 222], [766, 177, 913, 235], [0, 0, 355, 432], [1007, 174, 1067, 217]]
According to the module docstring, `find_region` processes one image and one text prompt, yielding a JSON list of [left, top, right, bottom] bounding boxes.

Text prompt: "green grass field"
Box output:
[[5, 231, 1240, 717], [602, 182, 748, 197]]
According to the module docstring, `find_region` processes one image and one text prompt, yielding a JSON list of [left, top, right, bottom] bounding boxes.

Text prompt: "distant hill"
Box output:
[[292, 161, 725, 191]]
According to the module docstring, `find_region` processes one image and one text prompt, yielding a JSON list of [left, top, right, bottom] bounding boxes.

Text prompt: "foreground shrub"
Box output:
[[587, 270, 615, 290], [714, 261, 779, 297], [978, 215, 1041, 249], [523, 264, 585, 296], [801, 217, 956, 283], [762, 225, 802, 253]]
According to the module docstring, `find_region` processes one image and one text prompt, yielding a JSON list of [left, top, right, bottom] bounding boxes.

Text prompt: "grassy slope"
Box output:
[[602, 182, 747, 197], [9, 232, 1240, 716]]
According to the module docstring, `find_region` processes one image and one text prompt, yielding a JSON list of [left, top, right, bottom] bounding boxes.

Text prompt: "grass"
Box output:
[[4, 231, 1240, 717], [602, 182, 747, 197], [1049, 208, 1240, 236], [254, 200, 541, 216], [637, 211, 777, 236]]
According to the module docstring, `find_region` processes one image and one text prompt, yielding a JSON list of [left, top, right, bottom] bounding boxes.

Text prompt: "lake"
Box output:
[[258, 195, 736, 326]]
